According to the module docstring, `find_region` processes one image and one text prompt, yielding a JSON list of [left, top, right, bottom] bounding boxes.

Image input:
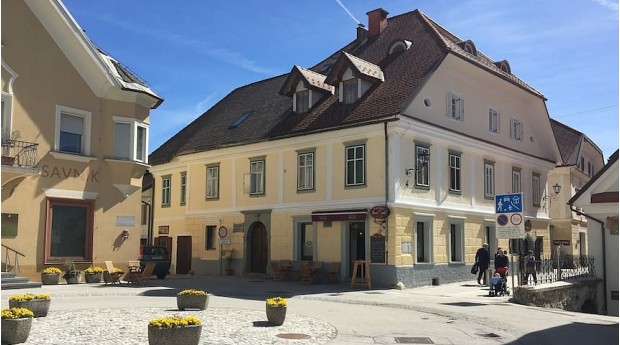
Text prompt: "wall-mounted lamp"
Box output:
[[404, 152, 430, 187], [542, 183, 562, 206], [122, 229, 130, 241]]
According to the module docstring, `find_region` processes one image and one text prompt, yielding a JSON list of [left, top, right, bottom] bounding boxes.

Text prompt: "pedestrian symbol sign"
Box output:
[[495, 193, 524, 239]]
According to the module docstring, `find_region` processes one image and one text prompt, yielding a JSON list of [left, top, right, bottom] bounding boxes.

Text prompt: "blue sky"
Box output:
[[62, 0, 619, 160]]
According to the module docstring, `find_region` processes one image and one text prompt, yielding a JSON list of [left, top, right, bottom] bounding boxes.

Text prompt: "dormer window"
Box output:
[[494, 60, 511, 74], [295, 90, 309, 113], [388, 39, 412, 55], [343, 79, 358, 104], [458, 40, 477, 56]]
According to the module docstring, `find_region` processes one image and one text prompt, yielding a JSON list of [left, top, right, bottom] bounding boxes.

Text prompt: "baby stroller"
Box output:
[[489, 267, 510, 297]]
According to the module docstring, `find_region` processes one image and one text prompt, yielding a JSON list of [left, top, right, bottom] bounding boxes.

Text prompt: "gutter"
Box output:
[[570, 206, 608, 315], [384, 121, 390, 265]]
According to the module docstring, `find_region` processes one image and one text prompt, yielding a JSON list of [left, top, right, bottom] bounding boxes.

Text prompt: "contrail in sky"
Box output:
[[335, 0, 361, 25]]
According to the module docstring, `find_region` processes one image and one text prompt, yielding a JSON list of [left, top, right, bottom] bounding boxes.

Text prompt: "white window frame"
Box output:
[[532, 173, 541, 207], [345, 144, 365, 187], [510, 118, 523, 141], [180, 172, 187, 205], [204, 225, 216, 251], [342, 78, 358, 104], [161, 175, 171, 207], [206, 165, 219, 199], [484, 160, 495, 199], [512, 167, 521, 193], [449, 220, 465, 262], [113, 116, 149, 163], [415, 145, 430, 188], [1, 92, 13, 139], [55, 105, 92, 156], [449, 152, 461, 193], [447, 92, 464, 121], [297, 151, 315, 191], [250, 159, 265, 195], [488, 108, 500, 133], [414, 216, 434, 264]]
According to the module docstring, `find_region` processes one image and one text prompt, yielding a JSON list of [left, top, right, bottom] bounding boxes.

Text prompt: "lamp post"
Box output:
[[542, 182, 562, 207]]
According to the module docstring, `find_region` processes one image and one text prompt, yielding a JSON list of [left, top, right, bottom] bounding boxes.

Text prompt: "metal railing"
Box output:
[[1, 139, 39, 168], [1, 244, 25, 275], [515, 255, 595, 286]]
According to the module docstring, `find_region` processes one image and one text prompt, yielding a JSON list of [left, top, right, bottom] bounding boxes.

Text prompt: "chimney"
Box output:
[[366, 8, 389, 37], [356, 24, 367, 44]]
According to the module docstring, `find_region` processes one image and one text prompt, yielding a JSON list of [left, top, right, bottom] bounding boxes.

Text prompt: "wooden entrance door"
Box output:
[[348, 222, 366, 276], [176, 236, 192, 274], [250, 222, 268, 273]]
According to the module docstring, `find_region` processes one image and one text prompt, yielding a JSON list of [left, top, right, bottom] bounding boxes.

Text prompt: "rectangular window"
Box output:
[[299, 222, 313, 261], [580, 157, 585, 171], [45, 198, 93, 261], [113, 116, 148, 162], [447, 92, 464, 121], [2, 92, 13, 140], [510, 118, 523, 141], [343, 79, 357, 104], [206, 166, 219, 199], [449, 153, 461, 193], [250, 160, 265, 195], [512, 167, 521, 193], [484, 160, 495, 199], [345, 144, 365, 186], [297, 152, 314, 191], [415, 145, 430, 187], [415, 219, 433, 263], [532, 173, 541, 207], [488, 108, 500, 133], [161, 176, 171, 207], [449, 222, 464, 262], [587, 162, 593, 177], [180, 172, 187, 205], [205, 225, 216, 250], [295, 90, 309, 113], [55, 105, 91, 155]]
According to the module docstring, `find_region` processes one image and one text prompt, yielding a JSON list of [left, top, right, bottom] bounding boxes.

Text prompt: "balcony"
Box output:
[[1, 139, 39, 171]]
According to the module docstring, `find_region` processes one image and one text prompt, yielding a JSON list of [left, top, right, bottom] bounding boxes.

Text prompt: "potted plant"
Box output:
[[40, 267, 61, 285], [265, 296, 287, 326], [147, 316, 202, 345], [62, 259, 81, 284], [224, 248, 235, 276], [8, 294, 51, 317], [177, 289, 209, 311], [1, 307, 34, 344], [1, 130, 20, 166], [84, 266, 104, 283]]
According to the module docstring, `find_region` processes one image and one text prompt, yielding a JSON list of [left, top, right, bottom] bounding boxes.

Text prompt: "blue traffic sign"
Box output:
[[495, 193, 523, 213]]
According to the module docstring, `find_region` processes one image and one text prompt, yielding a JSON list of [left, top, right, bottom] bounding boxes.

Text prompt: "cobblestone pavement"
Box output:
[[24, 307, 337, 345]]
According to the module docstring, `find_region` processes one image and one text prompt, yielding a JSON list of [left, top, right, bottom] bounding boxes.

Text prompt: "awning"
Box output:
[[311, 209, 367, 221]]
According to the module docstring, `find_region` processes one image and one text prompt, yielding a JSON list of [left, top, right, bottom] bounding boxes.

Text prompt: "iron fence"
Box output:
[[1, 139, 39, 168], [516, 255, 595, 286]]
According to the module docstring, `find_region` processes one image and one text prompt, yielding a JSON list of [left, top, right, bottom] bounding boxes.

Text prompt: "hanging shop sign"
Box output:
[[370, 206, 390, 220]]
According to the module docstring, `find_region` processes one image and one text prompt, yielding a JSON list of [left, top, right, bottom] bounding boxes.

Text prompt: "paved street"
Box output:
[[1, 275, 617, 344]]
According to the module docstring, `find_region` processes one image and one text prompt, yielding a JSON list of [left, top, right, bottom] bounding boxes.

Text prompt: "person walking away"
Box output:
[[475, 243, 490, 285], [524, 250, 538, 285]]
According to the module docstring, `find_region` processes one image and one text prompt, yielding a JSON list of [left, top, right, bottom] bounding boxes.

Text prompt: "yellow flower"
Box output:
[[266, 297, 287, 307], [148, 316, 201, 328], [84, 267, 104, 274], [42, 267, 61, 274], [1, 308, 34, 319], [9, 294, 50, 302], [179, 289, 207, 295]]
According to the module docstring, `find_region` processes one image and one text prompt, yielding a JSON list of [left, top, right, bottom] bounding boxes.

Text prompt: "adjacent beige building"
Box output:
[[1, 0, 162, 279]]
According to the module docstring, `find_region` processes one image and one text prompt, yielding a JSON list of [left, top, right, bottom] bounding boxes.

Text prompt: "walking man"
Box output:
[[475, 243, 490, 285]]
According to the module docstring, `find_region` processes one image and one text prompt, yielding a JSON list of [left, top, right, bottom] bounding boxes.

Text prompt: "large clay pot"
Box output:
[[177, 293, 209, 311], [8, 299, 50, 317], [147, 325, 202, 345], [266, 305, 287, 326], [1, 317, 32, 344], [40, 273, 59, 285]]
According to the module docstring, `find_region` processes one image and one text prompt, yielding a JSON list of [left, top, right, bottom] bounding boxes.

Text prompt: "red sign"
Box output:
[[370, 206, 390, 219], [218, 226, 228, 238]]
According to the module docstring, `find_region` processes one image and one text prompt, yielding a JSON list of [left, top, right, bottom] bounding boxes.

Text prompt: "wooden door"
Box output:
[[176, 236, 192, 274], [155, 236, 172, 256], [250, 222, 268, 273]]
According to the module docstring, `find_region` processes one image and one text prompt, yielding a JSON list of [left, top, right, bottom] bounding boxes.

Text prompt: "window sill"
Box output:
[[50, 151, 96, 163], [448, 261, 466, 267], [414, 262, 435, 267], [104, 157, 150, 168]]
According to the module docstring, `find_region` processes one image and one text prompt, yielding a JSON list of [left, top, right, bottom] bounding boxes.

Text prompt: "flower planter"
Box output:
[[84, 273, 102, 283], [266, 305, 287, 326], [40, 273, 59, 285], [1, 317, 32, 344], [177, 293, 209, 311], [63, 273, 81, 284], [8, 299, 50, 318], [147, 325, 202, 345]]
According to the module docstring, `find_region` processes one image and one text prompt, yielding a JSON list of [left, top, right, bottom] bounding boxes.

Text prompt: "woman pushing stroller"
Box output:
[[490, 248, 510, 296]]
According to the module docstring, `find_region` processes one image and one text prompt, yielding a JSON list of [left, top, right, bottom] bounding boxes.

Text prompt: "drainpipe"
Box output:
[[570, 206, 608, 315], [383, 121, 389, 265], [142, 200, 152, 246]]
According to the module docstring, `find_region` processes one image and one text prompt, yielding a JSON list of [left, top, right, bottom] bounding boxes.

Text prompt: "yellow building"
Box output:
[[1, 0, 162, 280], [148, 8, 561, 287]]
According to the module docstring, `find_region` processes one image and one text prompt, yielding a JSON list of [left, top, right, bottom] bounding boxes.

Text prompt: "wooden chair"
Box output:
[[103, 261, 124, 285], [135, 262, 156, 286], [327, 262, 340, 283], [299, 262, 312, 284], [271, 261, 282, 280], [126, 260, 141, 284], [279, 260, 292, 280]]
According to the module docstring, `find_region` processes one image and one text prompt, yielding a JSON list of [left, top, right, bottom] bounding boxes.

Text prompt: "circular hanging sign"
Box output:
[[370, 206, 390, 219], [218, 226, 228, 238]]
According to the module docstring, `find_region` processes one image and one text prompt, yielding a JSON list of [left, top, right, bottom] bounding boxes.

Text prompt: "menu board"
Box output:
[[370, 233, 385, 263]]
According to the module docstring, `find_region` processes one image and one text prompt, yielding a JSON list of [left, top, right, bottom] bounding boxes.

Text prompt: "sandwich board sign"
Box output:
[[495, 193, 524, 239]]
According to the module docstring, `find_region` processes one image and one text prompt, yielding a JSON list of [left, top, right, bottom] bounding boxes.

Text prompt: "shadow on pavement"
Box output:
[[504, 322, 618, 345]]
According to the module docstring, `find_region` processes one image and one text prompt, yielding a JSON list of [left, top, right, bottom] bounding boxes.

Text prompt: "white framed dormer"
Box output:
[[446, 91, 464, 121], [113, 116, 149, 163], [54, 105, 92, 157]]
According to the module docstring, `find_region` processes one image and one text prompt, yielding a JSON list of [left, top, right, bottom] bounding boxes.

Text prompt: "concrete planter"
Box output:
[[266, 306, 287, 326], [63, 273, 81, 284], [177, 294, 209, 311], [1, 317, 32, 344], [84, 273, 102, 283], [8, 299, 50, 318], [40, 273, 59, 285], [147, 325, 202, 345]]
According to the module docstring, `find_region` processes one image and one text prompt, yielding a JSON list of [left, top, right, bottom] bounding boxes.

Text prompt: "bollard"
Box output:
[[432, 277, 440, 286]]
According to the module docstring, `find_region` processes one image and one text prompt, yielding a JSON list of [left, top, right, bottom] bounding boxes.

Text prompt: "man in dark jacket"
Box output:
[[475, 243, 490, 285], [494, 247, 509, 277]]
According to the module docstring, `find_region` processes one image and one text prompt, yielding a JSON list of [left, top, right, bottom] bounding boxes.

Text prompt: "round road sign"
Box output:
[[218, 226, 228, 238], [510, 213, 523, 226], [497, 214, 509, 226]]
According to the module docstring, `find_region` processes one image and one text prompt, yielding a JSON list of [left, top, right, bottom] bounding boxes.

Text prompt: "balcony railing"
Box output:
[[1, 139, 39, 168]]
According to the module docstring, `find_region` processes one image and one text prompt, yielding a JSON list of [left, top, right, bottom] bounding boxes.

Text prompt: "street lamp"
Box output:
[[542, 183, 562, 206]]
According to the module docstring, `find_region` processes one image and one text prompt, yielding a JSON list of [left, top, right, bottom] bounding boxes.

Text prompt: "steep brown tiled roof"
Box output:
[[150, 8, 542, 164], [550, 119, 583, 165]]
